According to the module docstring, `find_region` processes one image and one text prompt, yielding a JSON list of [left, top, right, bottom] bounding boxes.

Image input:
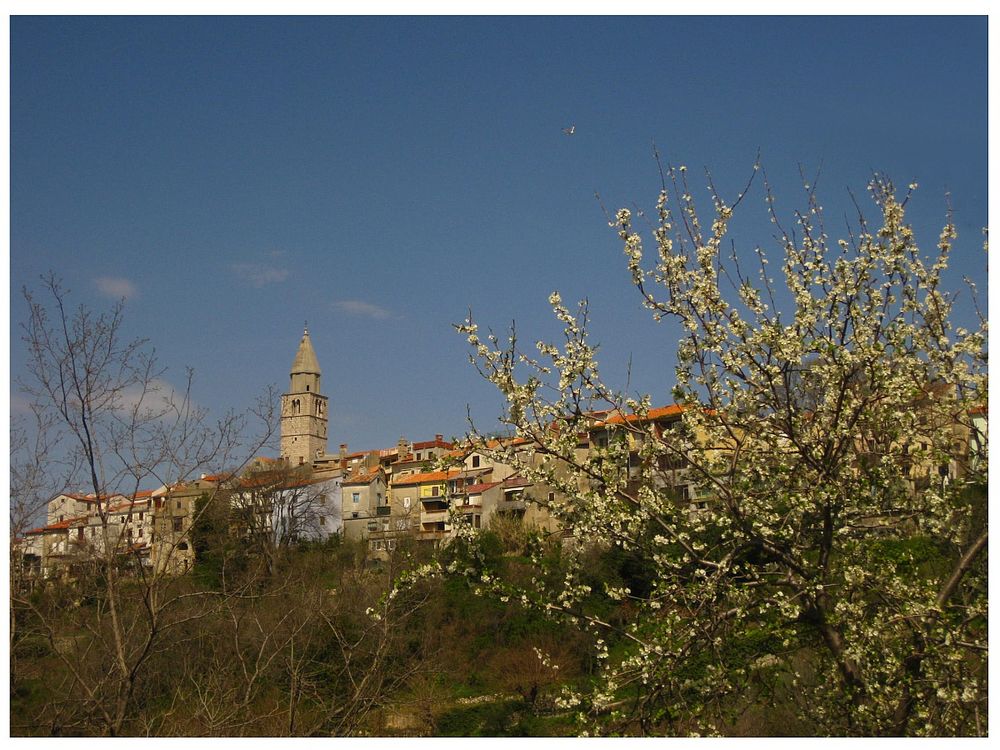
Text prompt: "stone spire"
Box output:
[[291, 327, 321, 377]]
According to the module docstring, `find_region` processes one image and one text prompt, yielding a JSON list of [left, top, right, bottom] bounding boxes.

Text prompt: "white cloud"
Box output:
[[114, 378, 195, 419], [232, 263, 290, 287], [10, 393, 34, 416], [94, 276, 138, 300], [334, 299, 393, 320]]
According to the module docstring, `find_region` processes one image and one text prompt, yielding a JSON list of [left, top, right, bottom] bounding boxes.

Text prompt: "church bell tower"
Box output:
[[280, 327, 329, 466]]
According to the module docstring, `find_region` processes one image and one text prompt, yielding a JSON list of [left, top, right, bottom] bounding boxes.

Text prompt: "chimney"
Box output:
[[397, 436, 409, 457], [435, 434, 443, 443], [339, 443, 348, 470]]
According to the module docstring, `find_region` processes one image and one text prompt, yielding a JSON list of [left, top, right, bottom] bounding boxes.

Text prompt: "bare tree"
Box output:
[[228, 464, 335, 576], [11, 274, 277, 735]]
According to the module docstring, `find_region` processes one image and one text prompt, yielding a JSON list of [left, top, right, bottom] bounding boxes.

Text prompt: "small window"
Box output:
[[353, 493, 360, 504], [306, 385, 310, 391], [352, 512, 359, 519], [367, 520, 378, 531], [474, 514, 481, 529], [139, 512, 144, 521], [472, 455, 480, 468], [319, 516, 326, 526], [77, 527, 84, 540], [548, 492, 555, 503], [172, 517, 183, 532], [431, 486, 439, 496], [176, 500, 181, 509], [416, 452, 422, 461]]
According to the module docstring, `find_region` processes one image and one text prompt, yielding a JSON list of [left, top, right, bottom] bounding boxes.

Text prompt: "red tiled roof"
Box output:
[[198, 473, 230, 483], [26, 512, 91, 534], [465, 481, 500, 494], [58, 492, 112, 503], [108, 501, 149, 514], [343, 467, 384, 485], [411, 438, 454, 451], [392, 469, 464, 486], [600, 404, 686, 426], [235, 470, 332, 491], [501, 475, 532, 489], [443, 435, 531, 459]]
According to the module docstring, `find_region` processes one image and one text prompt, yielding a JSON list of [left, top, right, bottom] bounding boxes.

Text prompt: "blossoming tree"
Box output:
[[455, 163, 987, 735]]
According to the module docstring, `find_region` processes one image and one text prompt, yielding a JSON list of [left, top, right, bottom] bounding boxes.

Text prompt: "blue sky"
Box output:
[[10, 16, 988, 457]]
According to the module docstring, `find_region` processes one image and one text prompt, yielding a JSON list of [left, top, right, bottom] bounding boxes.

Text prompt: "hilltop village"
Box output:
[[18, 329, 989, 581], [19, 330, 570, 578]]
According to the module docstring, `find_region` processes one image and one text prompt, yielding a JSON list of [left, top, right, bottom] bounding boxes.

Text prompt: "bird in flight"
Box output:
[[562, 125, 576, 136]]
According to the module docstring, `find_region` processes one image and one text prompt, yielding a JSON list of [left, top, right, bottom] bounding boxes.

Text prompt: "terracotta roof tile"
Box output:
[[235, 471, 332, 490], [600, 404, 686, 426], [465, 481, 501, 493], [107, 497, 153, 513], [343, 467, 384, 485], [411, 438, 455, 451], [501, 475, 532, 489], [392, 469, 464, 486], [197, 473, 230, 483], [29, 513, 91, 533]]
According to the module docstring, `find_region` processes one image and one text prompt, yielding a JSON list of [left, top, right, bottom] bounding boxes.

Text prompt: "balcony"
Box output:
[[500, 493, 526, 511], [421, 508, 448, 524], [421, 498, 449, 513], [375, 505, 391, 516], [418, 530, 448, 542]]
